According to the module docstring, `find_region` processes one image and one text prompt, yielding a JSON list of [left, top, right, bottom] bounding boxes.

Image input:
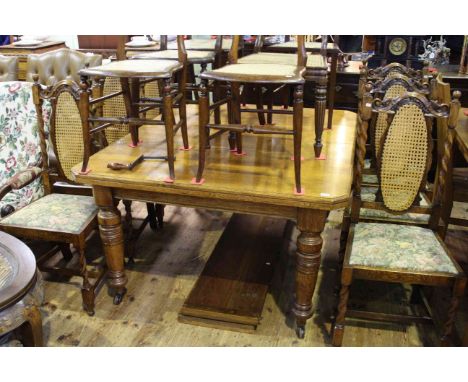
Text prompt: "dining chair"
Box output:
[[236, 35, 329, 158], [0, 78, 109, 315], [193, 35, 307, 195], [133, 35, 222, 99], [435, 75, 468, 236], [332, 84, 466, 346]]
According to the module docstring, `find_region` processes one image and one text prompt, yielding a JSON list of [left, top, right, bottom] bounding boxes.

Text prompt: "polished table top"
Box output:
[[456, 109, 468, 162], [267, 41, 340, 54], [72, 105, 356, 211]]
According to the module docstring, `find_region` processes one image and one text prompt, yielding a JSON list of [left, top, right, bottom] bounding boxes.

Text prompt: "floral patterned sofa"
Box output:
[[0, 81, 51, 217]]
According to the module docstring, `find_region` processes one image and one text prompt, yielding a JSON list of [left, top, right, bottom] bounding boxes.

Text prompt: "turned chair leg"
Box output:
[[196, 80, 209, 183], [17, 305, 43, 346], [293, 84, 304, 194], [314, 78, 327, 158], [163, 78, 176, 181], [440, 279, 466, 346], [266, 86, 274, 125], [231, 82, 243, 155], [120, 77, 138, 146], [78, 246, 95, 316], [155, 204, 165, 229], [332, 268, 353, 347], [146, 203, 158, 231], [178, 66, 189, 150], [122, 199, 136, 263], [255, 85, 266, 125]]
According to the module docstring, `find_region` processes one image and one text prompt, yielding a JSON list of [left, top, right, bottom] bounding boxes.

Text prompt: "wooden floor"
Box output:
[[6, 199, 463, 347]]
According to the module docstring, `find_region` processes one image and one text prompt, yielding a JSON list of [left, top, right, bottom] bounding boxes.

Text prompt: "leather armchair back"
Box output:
[[26, 48, 102, 86], [0, 55, 18, 82]]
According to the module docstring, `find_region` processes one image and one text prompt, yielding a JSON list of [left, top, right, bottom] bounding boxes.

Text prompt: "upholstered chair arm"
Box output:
[[0, 166, 43, 201]]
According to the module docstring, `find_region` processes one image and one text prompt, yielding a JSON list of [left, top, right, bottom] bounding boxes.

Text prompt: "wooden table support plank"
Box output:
[[179, 214, 287, 332]]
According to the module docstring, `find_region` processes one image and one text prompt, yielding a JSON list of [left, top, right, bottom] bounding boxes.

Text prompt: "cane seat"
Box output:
[[134, 50, 215, 64], [80, 59, 183, 79]]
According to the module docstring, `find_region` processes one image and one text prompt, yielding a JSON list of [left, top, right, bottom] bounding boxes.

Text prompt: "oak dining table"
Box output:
[[72, 105, 356, 338]]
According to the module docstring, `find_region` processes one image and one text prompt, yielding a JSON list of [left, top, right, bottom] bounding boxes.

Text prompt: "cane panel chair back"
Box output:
[[102, 77, 129, 144], [32, 78, 90, 190], [371, 74, 430, 159], [353, 84, 460, 227]]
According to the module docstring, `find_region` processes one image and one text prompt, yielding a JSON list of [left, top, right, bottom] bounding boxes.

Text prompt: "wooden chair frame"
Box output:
[[194, 35, 307, 194], [332, 84, 466, 346], [79, 36, 189, 182], [0, 79, 108, 316]]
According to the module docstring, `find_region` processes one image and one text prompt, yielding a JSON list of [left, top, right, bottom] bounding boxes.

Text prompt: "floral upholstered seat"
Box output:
[[1, 194, 98, 234], [358, 186, 430, 224], [0, 82, 51, 216], [349, 222, 458, 274]]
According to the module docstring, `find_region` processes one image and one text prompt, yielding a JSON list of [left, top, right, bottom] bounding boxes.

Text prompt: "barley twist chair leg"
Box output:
[[155, 204, 165, 229], [440, 279, 466, 346], [293, 84, 304, 194], [196, 80, 209, 183], [146, 203, 158, 231], [332, 269, 352, 347]]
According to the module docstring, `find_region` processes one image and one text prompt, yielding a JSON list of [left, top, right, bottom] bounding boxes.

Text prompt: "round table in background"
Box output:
[[0, 231, 44, 346]]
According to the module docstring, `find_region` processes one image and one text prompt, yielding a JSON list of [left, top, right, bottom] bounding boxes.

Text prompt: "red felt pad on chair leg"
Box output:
[[191, 177, 205, 185], [163, 177, 174, 184], [233, 151, 247, 156], [79, 168, 91, 175], [315, 154, 327, 160], [128, 140, 143, 148], [179, 146, 193, 151], [293, 187, 305, 196]]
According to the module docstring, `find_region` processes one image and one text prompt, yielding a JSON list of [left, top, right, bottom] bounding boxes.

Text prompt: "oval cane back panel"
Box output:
[[142, 80, 160, 120], [380, 103, 429, 211], [54, 92, 84, 181], [103, 77, 129, 144], [374, 84, 407, 157]]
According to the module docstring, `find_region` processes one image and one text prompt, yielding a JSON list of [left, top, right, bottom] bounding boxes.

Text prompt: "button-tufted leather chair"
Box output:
[[25, 48, 102, 86], [0, 55, 18, 81]]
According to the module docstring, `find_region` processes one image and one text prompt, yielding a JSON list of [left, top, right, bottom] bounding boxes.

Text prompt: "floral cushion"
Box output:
[[0, 193, 98, 234], [349, 223, 458, 274], [0, 82, 51, 214]]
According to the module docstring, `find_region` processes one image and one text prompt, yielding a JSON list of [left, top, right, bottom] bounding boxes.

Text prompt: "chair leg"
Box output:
[[16, 305, 43, 346], [231, 82, 243, 155], [155, 204, 165, 229], [78, 246, 95, 316], [266, 86, 274, 125], [146, 203, 158, 231], [332, 268, 353, 347], [196, 80, 209, 183], [293, 84, 304, 194], [178, 66, 189, 150], [440, 279, 466, 346], [314, 76, 327, 158], [255, 85, 266, 125], [122, 200, 135, 263], [163, 78, 176, 181], [59, 243, 73, 262]]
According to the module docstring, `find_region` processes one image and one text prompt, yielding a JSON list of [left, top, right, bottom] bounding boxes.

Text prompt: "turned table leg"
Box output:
[[293, 208, 327, 338], [93, 185, 127, 304]]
